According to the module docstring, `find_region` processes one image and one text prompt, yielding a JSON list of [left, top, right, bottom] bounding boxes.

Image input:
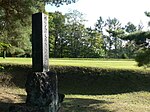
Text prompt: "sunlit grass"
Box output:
[[62, 92, 150, 112], [50, 58, 139, 70], [0, 57, 149, 70], [0, 57, 32, 65]]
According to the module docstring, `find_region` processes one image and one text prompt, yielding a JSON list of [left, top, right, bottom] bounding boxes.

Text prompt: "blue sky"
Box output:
[[45, 0, 150, 29]]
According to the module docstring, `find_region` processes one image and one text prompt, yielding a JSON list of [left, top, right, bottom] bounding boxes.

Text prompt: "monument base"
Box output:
[[9, 72, 64, 112]]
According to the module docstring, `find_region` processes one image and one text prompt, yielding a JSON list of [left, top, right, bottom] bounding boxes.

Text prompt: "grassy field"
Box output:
[[0, 57, 149, 70], [0, 58, 150, 112], [0, 87, 150, 112]]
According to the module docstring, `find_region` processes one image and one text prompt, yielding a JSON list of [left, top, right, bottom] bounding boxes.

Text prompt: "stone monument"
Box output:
[[32, 13, 49, 72], [9, 13, 64, 112]]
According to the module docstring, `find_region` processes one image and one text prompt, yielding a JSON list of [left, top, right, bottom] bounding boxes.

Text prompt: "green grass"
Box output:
[[62, 92, 150, 112], [0, 87, 150, 112], [0, 58, 150, 112], [0, 57, 149, 70]]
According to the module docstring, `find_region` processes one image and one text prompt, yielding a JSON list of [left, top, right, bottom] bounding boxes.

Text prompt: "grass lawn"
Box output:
[[0, 58, 150, 112], [0, 57, 149, 71], [0, 87, 150, 112]]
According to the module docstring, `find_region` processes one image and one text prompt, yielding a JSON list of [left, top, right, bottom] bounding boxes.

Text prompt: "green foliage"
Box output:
[[125, 22, 137, 33], [9, 47, 25, 57], [0, 0, 149, 63], [135, 49, 150, 67], [95, 17, 125, 58], [95, 16, 105, 33], [0, 42, 11, 58], [122, 31, 150, 44], [0, 0, 36, 57], [94, 17, 149, 60], [121, 31, 150, 67], [0, 22, 32, 57], [0, 42, 11, 50], [43, 0, 77, 6], [49, 12, 66, 57], [83, 28, 104, 58], [48, 10, 104, 58], [0, 0, 76, 57], [64, 10, 86, 58], [0, 42, 10, 69]]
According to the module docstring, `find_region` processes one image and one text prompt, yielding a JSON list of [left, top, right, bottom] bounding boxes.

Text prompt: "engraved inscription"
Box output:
[[32, 13, 49, 72], [43, 14, 49, 71]]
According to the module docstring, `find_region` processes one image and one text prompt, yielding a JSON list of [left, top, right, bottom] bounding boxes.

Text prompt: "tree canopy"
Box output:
[[0, 0, 150, 67], [121, 31, 150, 67]]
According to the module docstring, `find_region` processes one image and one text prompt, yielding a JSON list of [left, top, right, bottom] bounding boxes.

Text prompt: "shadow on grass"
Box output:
[[0, 95, 114, 112], [0, 64, 32, 88], [0, 102, 26, 112], [58, 67, 150, 95], [0, 93, 26, 112], [61, 98, 114, 112], [0, 99, 114, 112]]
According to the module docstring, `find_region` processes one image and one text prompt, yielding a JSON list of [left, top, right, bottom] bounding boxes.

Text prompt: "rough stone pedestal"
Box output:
[[26, 71, 59, 112], [9, 72, 64, 112]]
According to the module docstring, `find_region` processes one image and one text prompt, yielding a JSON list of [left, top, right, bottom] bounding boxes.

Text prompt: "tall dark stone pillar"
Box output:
[[9, 13, 64, 112], [32, 13, 49, 72], [29, 13, 59, 112]]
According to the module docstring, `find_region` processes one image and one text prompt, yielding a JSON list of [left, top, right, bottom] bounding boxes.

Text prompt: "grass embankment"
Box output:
[[0, 58, 150, 112]]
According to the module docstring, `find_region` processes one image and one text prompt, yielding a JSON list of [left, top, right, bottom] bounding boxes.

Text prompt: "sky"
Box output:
[[45, 0, 150, 29]]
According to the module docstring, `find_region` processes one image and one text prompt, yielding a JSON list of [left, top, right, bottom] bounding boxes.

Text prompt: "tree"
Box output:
[[0, 17, 32, 57], [104, 17, 124, 58], [0, 0, 77, 57], [95, 16, 106, 33], [42, 0, 77, 6], [121, 22, 140, 58], [125, 22, 137, 33], [0, 42, 11, 58], [95, 17, 109, 57], [65, 10, 86, 58], [49, 12, 66, 58], [121, 31, 150, 67], [48, 10, 104, 58], [0, 0, 76, 32], [95, 17, 126, 58], [135, 48, 150, 67], [0, 0, 43, 56], [83, 27, 104, 58]]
